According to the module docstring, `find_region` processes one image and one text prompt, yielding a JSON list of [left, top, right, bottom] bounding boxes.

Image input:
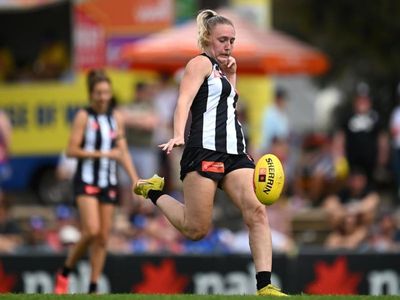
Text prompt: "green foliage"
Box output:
[[273, 0, 400, 112]]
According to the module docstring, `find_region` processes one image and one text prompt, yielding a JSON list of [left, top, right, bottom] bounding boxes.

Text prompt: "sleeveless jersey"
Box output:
[[186, 54, 246, 154], [74, 107, 118, 188]]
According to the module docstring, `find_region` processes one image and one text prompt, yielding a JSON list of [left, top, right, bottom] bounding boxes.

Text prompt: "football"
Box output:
[[253, 153, 285, 205]]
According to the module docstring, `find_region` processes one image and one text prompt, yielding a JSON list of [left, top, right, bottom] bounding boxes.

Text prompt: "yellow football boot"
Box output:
[[257, 284, 288, 297], [133, 174, 165, 198]]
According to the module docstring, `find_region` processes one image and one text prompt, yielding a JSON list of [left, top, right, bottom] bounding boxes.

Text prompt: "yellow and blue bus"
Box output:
[[0, 70, 154, 203]]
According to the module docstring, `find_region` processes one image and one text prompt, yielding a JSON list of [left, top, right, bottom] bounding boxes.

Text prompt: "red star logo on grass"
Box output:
[[132, 259, 189, 294], [306, 256, 362, 295], [0, 261, 17, 293]]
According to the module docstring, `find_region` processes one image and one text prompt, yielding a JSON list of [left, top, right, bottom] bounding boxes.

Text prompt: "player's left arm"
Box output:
[[114, 110, 139, 185]]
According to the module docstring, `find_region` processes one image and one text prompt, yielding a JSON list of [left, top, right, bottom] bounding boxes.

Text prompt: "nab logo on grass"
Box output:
[[306, 256, 361, 295], [132, 259, 189, 294]]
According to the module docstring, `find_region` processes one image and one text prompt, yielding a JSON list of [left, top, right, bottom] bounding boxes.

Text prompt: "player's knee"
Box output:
[[94, 233, 108, 247], [244, 204, 268, 228], [184, 226, 208, 241], [82, 228, 100, 241]]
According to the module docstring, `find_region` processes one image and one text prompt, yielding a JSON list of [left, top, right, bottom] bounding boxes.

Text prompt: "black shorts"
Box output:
[[180, 147, 255, 185], [73, 180, 119, 205]]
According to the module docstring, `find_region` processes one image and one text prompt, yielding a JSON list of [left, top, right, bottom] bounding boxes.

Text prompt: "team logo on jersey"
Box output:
[[213, 65, 225, 79], [110, 130, 117, 139], [91, 120, 99, 130]]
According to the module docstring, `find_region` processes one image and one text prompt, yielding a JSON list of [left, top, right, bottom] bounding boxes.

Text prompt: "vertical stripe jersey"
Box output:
[[75, 107, 118, 188], [186, 53, 247, 154]]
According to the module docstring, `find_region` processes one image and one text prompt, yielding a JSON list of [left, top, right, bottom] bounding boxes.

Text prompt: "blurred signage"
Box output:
[[106, 37, 141, 68], [74, 7, 106, 70], [76, 0, 174, 36]]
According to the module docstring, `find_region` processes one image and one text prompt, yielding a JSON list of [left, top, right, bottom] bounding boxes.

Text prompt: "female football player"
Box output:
[[55, 69, 139, 294], [134, 9, 286, 296]]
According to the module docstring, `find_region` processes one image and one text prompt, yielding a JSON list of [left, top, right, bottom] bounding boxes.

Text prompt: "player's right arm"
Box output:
[[159, 55, 211, 154]]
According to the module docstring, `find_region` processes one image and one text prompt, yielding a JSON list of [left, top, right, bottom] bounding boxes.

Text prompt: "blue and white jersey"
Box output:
[[186, 53, 247, 154], [75, 107, 118, 188]]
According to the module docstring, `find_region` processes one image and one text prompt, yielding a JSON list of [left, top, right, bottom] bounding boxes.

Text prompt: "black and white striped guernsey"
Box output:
[[74, 107, 118, 188], [186, 53, 247, 154]]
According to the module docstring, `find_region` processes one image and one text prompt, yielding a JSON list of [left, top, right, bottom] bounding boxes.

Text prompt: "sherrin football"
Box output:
[[253, 154, 285, 205]]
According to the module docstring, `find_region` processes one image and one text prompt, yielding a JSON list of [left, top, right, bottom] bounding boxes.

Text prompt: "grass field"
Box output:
[[0, 295, 399, 300]]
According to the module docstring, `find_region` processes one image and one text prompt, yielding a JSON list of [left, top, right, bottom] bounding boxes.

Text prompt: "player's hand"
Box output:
[[105, 148, 122, 161], [219, 56, 237, 75], [159, 137, 185, 154]]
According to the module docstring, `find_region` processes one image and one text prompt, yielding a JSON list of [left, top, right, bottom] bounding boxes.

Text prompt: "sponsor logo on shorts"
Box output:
[[263, 158, 275, 195], [84, 185, 101, 195], [202, 161, 225, 173], [108, 189, 117, 199]]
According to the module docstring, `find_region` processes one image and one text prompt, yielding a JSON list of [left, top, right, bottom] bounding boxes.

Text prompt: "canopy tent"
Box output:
[[122, 9, 329, 75], [0, 0, 61, 10]]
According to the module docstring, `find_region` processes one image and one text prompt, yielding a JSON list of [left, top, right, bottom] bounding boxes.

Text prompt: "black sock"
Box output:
[[61, 266, 71, 277], [148, 190, 165, 205], [256, 271, 271, 290], [88, 282, 97, 293]]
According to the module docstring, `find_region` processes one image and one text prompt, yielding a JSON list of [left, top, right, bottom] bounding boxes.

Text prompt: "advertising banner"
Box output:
[[76, 0, 173, 36], [296, 253, 400, 295], [0, 253, 398, 295], [74, 7, 106, 70]]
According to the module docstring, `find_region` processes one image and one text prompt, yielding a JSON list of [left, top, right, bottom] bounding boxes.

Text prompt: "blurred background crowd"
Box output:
[[1, 0, 400, 257]]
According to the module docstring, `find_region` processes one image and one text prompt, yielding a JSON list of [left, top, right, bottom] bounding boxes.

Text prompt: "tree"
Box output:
[[273, 0, 400, 118]]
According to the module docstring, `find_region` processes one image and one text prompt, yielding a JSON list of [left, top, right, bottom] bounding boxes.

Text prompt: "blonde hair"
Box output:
[[196, 9, 234, 51]]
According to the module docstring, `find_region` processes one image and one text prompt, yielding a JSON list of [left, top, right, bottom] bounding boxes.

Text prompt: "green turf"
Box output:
[[0, 295, 399, 300]]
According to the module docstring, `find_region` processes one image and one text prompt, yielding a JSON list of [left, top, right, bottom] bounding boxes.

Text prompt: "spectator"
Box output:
[[259, 87, 290, 156], [58, 225, 81, 251], [0, 110, 12, 196], [0, 197, 22, 253], [16, 215, 54, 254], [47, 204, 80, 252], [53, 151, 77, 203], [333, 82, 389, 185], [322, 168, 380, 229], [293, 133, 342, 206], [389, 82, 400, 200], [324, 207, 368, 250], [33, 31, 69, 80], [152, 73, 179, 193], [368, 211, 400, 252], [0, 40, 15, 81], [129, 200, 183, 254], [107, 212, 133, 254], [118, 82, 159, 210]]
